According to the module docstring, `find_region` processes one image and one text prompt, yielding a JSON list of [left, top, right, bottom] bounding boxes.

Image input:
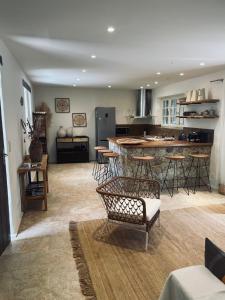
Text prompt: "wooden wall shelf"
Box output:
[[177, 116, 219, 119], [178, 99, 219, 105]]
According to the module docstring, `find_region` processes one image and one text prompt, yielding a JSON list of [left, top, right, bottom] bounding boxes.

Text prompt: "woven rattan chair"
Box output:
[[96, 176, 161, 250]]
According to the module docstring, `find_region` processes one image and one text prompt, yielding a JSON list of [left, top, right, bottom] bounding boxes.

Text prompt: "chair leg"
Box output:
[[145, 230, 149, 251], [157, 215, 161, 227]]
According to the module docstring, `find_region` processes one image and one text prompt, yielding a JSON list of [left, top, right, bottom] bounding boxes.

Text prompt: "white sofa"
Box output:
[[159, 265, 225, 300]]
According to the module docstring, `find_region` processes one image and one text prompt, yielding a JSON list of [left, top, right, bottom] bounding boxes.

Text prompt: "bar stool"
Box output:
[[96, 149, 113, 183], [92, 146, 106, 179], [132, 155, 155, 180], [103, 152, 120, 180], [98, 152, 120, 185], [161, 155, 188, 197], [186, 153, 211, 193]]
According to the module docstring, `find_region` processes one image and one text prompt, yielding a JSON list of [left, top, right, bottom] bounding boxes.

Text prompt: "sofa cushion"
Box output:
[[159, 265, 225, 300], [144, 198, 161, 221], [205, 238, 225, 284]]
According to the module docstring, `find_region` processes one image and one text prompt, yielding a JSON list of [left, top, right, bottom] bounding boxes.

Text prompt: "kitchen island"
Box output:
[[108, 137, 212, 182]]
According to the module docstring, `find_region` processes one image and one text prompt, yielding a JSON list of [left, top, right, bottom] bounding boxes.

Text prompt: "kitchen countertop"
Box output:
[[108, 137, 212, 148]]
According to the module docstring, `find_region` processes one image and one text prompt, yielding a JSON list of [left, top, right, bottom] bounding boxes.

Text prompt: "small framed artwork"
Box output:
[[72, 113, 87, 127], [55, 98, 70, 113]]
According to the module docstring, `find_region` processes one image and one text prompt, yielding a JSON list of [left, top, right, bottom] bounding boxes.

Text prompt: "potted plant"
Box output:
[[21, 118, 43, 162]]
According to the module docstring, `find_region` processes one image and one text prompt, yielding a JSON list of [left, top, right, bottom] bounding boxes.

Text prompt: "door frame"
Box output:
[[0, 63, 11, 254]]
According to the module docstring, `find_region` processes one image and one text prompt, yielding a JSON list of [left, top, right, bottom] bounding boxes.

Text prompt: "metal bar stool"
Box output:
[[92, 146, 106, 179], [186, 153, 211, 193], [96, 149, 113, 183], [161, 155, 189, 197], [99, 152, 120, 185], [132, 155, 155, 180]]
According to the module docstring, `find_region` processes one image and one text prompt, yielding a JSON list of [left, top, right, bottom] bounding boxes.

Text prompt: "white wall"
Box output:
[[0, 40, 33, 238], [34, 86, 137, 162], [152, 70, 225, 188]]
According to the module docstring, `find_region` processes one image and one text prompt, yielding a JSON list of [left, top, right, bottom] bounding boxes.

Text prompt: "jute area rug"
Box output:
[[69, 204, 225, 300]]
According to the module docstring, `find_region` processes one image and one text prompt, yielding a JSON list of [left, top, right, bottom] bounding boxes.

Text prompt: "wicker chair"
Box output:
[[96, 176, 161, 250]]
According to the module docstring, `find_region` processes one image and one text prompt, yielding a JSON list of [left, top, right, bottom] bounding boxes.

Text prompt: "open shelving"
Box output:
[[178, 99, 219, 105], [177, 116, 219, 119]]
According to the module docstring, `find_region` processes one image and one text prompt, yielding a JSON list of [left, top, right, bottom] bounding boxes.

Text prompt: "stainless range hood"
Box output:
[[135, 89, 152, 118]]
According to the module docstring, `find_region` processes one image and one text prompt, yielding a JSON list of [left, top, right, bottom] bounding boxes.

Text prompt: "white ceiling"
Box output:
[[0, 0, 225, 88]]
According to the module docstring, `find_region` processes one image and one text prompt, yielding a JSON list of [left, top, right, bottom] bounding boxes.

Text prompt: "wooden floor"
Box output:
[[71, 204, 225, 300]]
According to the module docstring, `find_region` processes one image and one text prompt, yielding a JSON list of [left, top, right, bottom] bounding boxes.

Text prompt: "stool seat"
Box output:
[[165, 155, 185, 161], [132, 155, 155, 161], [189, 153, 209, 159], [103, 152, 119, 158], [94, 146, 106, 150], [97, 149, 113, 153]]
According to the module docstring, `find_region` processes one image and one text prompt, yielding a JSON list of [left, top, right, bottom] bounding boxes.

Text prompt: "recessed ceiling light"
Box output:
[[154, 81, 158, 85], [107, 26, 115, 33], [140, 86, 144, 89], [200, 62, 205, 66], [146, 84, 150, 87], [82, 69, 86, 73], [156, 72, 161, 75], [91, 55, 96, 59], [108, 85, 111, 88], [76, 78, 80, 81], [73, 84, 76, 87], [179, 73, 184, 76]]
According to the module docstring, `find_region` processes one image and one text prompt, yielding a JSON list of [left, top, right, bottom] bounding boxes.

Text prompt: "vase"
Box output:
[[66, 127, 73, 137], [57, 126, 66, 138], [191, 90, 197, 102], [29, 139, 43, 162]]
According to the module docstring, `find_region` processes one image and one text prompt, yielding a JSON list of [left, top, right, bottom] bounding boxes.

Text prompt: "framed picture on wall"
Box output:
[[72, 113, 87, 127], [55, 98, 70, 113]]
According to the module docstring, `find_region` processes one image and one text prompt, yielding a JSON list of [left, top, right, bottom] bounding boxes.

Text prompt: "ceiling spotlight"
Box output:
[[82, 69, 86, 73], [154, 81, 158, 85], [91, 55, 96, 59], [140, 86, 144, 89], [107, 26, 115, 33], [73, 84, 76, 87], [146, 84, 150, 87], [108, 85, 111, 88], [156, 72, 161, 75], [179, 73, 184, 76], [76, 78, 80, 81], [200, 62, 205, 66]]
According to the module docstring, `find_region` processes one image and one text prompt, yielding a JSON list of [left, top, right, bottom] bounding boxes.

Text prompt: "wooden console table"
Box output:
[[18, 154, 48, 211]]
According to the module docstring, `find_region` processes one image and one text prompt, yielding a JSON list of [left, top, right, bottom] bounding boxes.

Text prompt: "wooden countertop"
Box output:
[[108, 137, 212, 149]]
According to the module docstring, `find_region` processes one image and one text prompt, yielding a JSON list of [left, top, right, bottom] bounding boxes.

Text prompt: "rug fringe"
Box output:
[[69, 221, 97, 300]]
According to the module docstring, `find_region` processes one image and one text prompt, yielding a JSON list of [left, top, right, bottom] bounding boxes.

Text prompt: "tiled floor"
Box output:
[[0, 163, 225, 299]]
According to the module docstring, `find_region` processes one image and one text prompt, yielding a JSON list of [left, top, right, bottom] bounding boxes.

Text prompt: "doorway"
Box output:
[[0, 96, 10, 255]]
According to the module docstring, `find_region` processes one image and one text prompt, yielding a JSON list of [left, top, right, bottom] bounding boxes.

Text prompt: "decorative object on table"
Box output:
[[57, 126, 66, 138], [35, 102, 52, 129], [55, 98, 70, 113], [72, 113, 87, 127], [21, 117, 43, 162], [190, 89, 197, 102], [186, 90, 192, 102], [116, 138, 147, 145], [66, 127, 74, 137], [197, 88, 206, 101]]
